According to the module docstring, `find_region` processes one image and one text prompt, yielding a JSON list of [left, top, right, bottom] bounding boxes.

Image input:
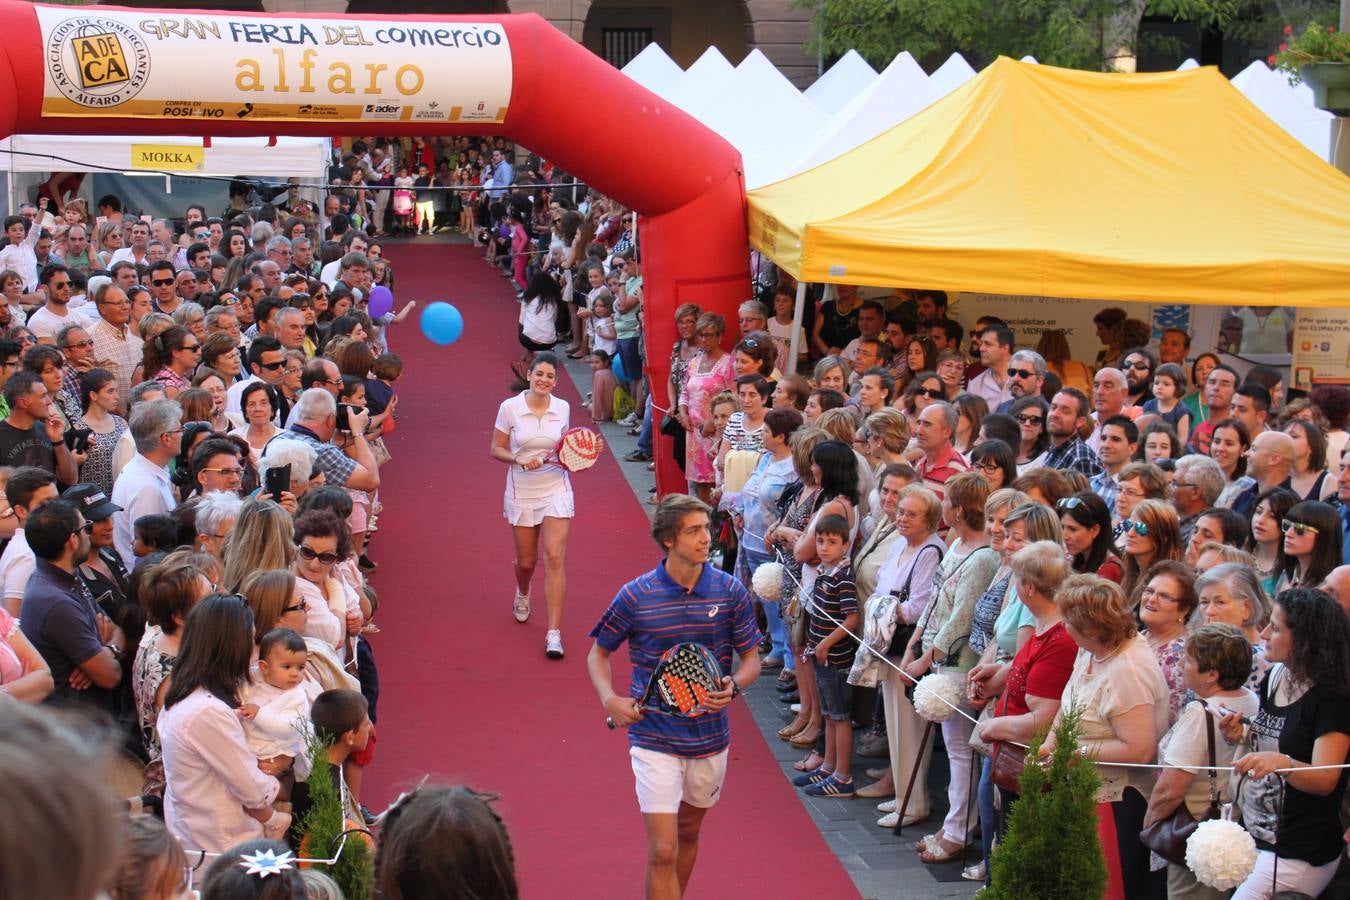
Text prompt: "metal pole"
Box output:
[[788, 280, 807, 370]]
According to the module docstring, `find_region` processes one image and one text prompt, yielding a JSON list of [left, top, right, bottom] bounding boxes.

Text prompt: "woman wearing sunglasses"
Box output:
[[1275, 501, 1344, 594], [1058, 492, 1123, 583], [1008, 395, 1050, 471], [1120, 499, 1184, 606], [141, 325, 200, 400], [899, 371, 945, 434], [1246, 487, 1301, 598], [292, 508, 361, 662]]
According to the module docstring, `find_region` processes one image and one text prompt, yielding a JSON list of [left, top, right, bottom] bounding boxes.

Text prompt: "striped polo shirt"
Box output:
[[590, 561, 762, 758]]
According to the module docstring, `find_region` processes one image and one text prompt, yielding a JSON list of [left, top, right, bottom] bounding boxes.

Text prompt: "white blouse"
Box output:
[[159, 688, 279, 853]]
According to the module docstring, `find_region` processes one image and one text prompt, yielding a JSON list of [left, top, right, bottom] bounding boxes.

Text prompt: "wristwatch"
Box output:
[[730, 681, 742, 699], [105, 642, 122, 656]]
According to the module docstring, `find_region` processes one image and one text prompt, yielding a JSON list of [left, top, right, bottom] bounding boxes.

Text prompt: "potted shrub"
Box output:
[[1272, 23, 1350, 114]]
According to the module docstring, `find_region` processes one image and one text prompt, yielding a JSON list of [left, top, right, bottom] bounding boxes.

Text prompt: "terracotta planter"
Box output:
[[1301, 61, 1350, 115]]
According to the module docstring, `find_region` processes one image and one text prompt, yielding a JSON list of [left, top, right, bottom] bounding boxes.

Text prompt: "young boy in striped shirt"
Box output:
[[793, 513, 860, 797]]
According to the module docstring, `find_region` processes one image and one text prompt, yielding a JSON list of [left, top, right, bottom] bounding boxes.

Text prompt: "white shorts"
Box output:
[[503, 492, 575, 527], [629, 746, 729, 815]]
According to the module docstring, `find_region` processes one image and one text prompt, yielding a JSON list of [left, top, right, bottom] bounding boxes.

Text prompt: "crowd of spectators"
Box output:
[[687, 284, 1350, 897], [0, 159, 522, 899]]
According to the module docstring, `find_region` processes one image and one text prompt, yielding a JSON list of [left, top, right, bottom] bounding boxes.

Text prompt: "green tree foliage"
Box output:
[[298, 733, 373, 900], [979, 706, 1106, 900], [805, 0, 1322, 71]]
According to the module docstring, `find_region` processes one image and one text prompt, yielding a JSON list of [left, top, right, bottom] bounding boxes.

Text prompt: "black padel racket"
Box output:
[[607, 642, 724, 729]]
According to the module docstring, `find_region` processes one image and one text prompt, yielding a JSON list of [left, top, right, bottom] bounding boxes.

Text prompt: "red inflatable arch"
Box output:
[[0, 1, 749, 495]]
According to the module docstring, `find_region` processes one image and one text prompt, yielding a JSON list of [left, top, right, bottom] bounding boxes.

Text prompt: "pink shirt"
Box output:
[[158, 687, 279, 852], [0, 608, 23, 684]]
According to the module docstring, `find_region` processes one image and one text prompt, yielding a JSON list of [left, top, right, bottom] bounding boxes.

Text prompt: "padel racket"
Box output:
[[607, 642, 725, 729], [544, 427, 605, 472]]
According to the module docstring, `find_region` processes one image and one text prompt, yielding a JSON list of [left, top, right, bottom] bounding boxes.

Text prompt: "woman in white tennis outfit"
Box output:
[[491, 351, 574, 659]]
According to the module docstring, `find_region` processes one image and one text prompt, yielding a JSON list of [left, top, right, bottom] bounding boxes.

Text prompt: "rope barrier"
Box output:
[[738, 525, 1350, 776]]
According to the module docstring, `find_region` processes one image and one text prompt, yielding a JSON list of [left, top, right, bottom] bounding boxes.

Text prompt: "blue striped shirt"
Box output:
[[590, 562, 762, 758]]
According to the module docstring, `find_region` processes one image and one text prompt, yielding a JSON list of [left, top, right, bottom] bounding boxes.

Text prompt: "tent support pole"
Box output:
[[788, 281, 807, 371]]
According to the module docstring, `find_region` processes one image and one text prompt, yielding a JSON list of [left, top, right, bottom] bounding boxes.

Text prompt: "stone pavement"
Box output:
[[559, 360, 982, 900]]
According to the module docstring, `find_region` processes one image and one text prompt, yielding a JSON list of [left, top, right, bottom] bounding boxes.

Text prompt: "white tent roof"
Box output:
[[1232, 60, 1334, 160], [751, 51, 939, 188], [620, 43, 684, 98], [664, 47, 736, 114], [1177, 58, 1201, 70], [929, 53, 977, 97], [803, 49, 878, 114], [0, 133, 329, 178], [696, 49, 828, 187]]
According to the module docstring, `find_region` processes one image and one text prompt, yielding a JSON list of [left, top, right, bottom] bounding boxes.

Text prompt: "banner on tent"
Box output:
[[1290, 309, 1350, 389], [956, 293, 1142, 363], [35, 7, 512, 124]]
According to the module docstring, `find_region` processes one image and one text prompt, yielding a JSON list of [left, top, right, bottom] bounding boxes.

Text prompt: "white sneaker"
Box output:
[[545, 629, 564, 659], [262, 809, 292, 840], [877, 799, 897, 813], [513, 590, 530, 623]]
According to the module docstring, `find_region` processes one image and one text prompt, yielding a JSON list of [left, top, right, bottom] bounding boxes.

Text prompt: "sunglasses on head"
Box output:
[[1056, 497, 1085, 511], [1008, 368, 1036, 380], [1282, 519, 1319, 537], [297, 544, 339, 565]]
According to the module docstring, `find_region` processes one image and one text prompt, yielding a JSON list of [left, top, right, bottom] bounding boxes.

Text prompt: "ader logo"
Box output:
[[47, 16, 151, 108], [363, 103, 403, 119]]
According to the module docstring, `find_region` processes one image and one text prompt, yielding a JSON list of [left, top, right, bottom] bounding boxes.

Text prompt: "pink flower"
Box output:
[[1268, 54, 1278, 65], [1329, 26, 1337, 33], [1279, 43, 1288, 51], [1283, 24, 1293, 35]]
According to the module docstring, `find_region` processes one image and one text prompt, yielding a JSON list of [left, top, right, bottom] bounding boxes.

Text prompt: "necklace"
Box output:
[[1091, 644, 1124, 665]]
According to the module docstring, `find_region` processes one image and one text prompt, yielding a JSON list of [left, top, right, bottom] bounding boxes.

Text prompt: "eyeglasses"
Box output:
[[1124, 520, 1150, 536], [916, 388, 945, 399], [257, 360, 285, 371], [63, 340, 94, 350], [972, 461, 1001, 474], [1171, 481, 1198, 491], [297, 544, 339, 565], [49, 281, 70, 289], [217, 295, 238, 305], [151, 278, 175, 287], [283, 365, 304, 375], [281, 599, 307, 614], [1140, 586, 1180, 604], [1056, 497, 1085, 511], [77, 521, 94, 534], [1008, 368, 1037, 380], [1014, 414, 1044, 426], [201, 466, 244, 478], [1282, 519, 1319, 537]]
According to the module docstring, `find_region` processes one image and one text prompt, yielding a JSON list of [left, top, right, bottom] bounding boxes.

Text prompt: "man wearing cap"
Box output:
[[62, 482, 127, 617]]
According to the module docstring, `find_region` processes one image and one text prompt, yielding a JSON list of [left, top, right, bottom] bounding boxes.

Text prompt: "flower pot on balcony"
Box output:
[[1301, 62, 1350, 115]]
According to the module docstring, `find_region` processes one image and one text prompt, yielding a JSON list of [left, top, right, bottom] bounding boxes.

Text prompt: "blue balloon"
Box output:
[[420, 302, 463, 346]]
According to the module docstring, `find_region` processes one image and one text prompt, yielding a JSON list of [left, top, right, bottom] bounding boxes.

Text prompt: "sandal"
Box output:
[[792, 750, 824, 772], [918, 838, 967, 865], [777, 718, 809, 740], [915, 832, 944, 854], [788, 726, 821, 748]]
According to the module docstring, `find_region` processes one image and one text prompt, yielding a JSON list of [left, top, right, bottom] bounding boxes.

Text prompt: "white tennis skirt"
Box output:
[[504, 491, 575, 527]]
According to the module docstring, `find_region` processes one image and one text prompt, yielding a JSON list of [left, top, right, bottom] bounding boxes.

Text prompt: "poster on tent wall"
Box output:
[[955, 293, 1142, 363], [1290, 309, 1350, 390], [35, 6, 511, 124]]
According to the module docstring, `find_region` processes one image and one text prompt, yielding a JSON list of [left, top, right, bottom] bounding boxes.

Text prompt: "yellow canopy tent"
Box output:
[[748, 57, 1350, 308]]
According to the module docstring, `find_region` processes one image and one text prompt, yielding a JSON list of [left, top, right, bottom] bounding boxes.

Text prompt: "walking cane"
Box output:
[[893, 720, 935, 836]]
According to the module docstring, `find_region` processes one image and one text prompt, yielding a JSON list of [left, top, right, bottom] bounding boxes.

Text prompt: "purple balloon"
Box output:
[[368, 285, 394, 319]]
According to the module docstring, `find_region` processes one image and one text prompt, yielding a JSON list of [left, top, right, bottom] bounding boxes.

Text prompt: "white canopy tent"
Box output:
[[929, 53, 977, 97], [803, 49, 878, 114], [751, 50, 939, 188], [664, 47, 736, 115], [1231, 60, 1335, 161], [0, 133, 330, 217], [695, 50, 829, 188], [620, 43, 684, 99]]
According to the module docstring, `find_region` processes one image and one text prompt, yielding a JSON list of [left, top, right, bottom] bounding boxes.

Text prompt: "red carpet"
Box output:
[[364, 243, 857, 898]]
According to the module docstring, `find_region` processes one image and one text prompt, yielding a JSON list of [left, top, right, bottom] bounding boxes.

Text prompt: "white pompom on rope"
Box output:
[[912, 673, 963, 723], [751, 562, 784, 601], [1185, 819, 1258, 891]]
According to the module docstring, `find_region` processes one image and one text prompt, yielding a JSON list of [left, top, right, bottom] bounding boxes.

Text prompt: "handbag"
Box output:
[[1139, 704, 1222, 866], [660, 413, 683, 438], [990, 740, 1031, 794], [887, 543, 944, 657]]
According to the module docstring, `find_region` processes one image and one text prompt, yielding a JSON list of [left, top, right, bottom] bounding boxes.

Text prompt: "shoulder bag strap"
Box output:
[[1199, 701, 1221, 819]]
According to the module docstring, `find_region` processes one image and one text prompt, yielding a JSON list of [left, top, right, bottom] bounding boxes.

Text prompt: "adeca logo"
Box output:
[[47, 16, 151, 108], [362, 103, 402, 119]]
